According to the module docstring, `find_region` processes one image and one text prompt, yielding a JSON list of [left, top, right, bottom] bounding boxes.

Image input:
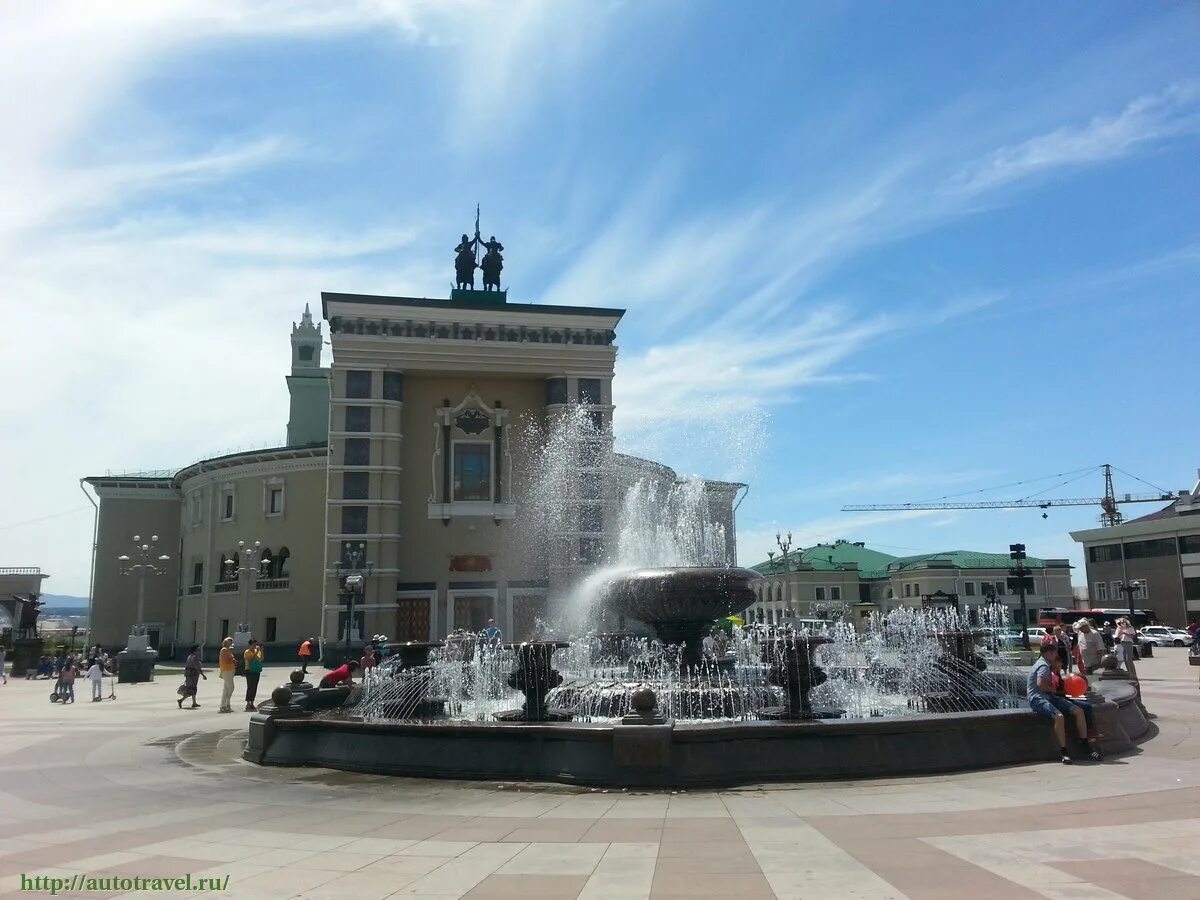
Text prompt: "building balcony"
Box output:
[[255, 577, 291, 592], [187, 585, 203, 596], [213, 581, 238, 594]]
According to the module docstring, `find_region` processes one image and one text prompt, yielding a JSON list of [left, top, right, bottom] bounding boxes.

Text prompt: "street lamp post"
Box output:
[[334, 543, 373, 665], [223, 539, 267, 654], [1115, 580, 1145, 622], [117, 534, 172, 648], [115, 534, 171, 681]]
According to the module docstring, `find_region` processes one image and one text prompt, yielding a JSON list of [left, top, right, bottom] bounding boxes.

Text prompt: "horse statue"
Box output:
[[480, 235, 504, 291], [454, 233, 477, 290]]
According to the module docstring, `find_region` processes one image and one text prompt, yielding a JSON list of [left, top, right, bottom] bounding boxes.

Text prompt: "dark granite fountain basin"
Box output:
[[598, 567, 758, 669]]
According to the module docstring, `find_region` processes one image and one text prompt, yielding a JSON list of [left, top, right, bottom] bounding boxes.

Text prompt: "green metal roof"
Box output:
[[751, 544, 1068, 580], [750, 541, 898, 576]]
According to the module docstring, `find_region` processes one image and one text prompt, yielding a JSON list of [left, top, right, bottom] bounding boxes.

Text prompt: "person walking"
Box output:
[[1074, 619, 1106, 680], [0, 646, 7, 685], [178, 644, 206, 709], [59, 658, 77, 704], [1115, 617, 1139, 681], [243, 640, 264, 712], [86, 658, 104, 701], [298, 637, 315, 676], [218, 637, 237, 713]]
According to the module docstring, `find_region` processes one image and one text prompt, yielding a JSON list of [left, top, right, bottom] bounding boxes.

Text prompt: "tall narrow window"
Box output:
[[383, 371, 404, 401], [265, 617, 278, 642], [341, 506, 368, 534], [343, 471, 369, 500], [578, 378, 602, 405], [453, 443, 492, 501], [345, 406, 372, 432], [192, 562, 203, 586], [345, 370, 372, 399], [546, 378, 568, 405], [221, 487, 235, 521], [579, 505, 603, 533], [344, 438, 370, 466]]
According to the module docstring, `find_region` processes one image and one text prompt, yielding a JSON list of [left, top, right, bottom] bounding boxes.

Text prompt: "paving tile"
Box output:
[[299, 850, 388, 872], [649, 871, 776, 898], [497, 843, 608, 875], [501, 819, 595, 843], [579, 818, 664, 843], [461, 873, 589, 898]]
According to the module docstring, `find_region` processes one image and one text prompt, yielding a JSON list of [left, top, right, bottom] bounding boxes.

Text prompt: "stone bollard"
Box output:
[[244, 684, 311, 764]]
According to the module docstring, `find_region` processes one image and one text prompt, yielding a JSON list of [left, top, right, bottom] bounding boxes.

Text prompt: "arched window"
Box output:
[[276, 547, 291, 578], [222, 551, 239, 582]]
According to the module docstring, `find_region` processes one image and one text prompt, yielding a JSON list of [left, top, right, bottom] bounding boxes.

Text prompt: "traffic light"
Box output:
[[1009, 543, 1026, 561]]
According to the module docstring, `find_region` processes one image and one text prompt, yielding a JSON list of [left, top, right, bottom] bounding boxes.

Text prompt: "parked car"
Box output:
[[1138, 626, 1192, 647], [994, 626, 1045, 647]]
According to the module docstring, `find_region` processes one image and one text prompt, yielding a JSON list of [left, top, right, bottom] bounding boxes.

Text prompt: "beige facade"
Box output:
[[84, 291, 742, 657], [1071, 482, 1200, 627]]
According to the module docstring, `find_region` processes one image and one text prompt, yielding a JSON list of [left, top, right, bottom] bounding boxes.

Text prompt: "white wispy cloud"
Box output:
[[951, 80, 1200, 195]]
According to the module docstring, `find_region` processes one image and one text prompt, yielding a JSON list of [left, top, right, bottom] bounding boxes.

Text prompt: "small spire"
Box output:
[[301, 303, 313, 325]]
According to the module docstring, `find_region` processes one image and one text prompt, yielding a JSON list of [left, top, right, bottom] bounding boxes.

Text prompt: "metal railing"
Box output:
[[255, 577, 291, 591], [187, 585, 203, 595], [0, 567, 42, 575], [212, 581, 239, 594]]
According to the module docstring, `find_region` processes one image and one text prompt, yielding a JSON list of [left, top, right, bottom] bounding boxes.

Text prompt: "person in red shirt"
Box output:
[[319, 660, 359, 688]]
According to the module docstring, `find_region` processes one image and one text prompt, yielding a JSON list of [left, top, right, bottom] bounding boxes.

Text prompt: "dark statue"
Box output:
[[454, 233, 477, 290], [480, 234, 503, 291]]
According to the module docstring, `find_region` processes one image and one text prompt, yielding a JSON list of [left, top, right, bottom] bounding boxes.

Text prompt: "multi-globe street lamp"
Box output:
[[117, 534, 171, 640], [222, 539, 268, 652], [334, 543, 373, 664]]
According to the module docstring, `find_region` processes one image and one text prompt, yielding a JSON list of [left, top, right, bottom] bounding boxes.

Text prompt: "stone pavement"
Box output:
[[0, 655, 1197, 899]]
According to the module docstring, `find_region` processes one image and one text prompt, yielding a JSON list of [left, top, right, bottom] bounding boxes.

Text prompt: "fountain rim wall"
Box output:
[[245, 703, 1101, 788]]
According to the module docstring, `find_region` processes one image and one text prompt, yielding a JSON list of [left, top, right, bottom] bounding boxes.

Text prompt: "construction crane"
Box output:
[[841, 463, 1180, 527]]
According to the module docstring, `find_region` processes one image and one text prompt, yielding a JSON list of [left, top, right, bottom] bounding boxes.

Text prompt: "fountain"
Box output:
[[596, 567, 757, 670], [242, 405, 1145, 786], [493, 642, 572, 722], [758, 635, 843, 720]]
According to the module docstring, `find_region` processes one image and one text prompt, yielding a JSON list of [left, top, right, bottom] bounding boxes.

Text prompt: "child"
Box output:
[[60, 659, 77, 704], [87, 659, 104, 702]]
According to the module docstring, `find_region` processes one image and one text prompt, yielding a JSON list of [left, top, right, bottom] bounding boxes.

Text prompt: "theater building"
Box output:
[[84, 289, 740, 656]]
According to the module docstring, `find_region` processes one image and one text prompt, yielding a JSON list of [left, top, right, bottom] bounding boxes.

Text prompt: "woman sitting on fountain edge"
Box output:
[[1027, 640, 1101, 764]]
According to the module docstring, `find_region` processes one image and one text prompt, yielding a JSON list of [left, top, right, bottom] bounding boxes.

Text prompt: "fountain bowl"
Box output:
[[598, 566, 758, 627]]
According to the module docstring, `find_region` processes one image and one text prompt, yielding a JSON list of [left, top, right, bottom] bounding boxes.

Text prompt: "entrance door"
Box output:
[[453, 594, 493, 633], [146, 628, 161, 650], [395, 597, 430, 642], [511, 595, 547, 642]]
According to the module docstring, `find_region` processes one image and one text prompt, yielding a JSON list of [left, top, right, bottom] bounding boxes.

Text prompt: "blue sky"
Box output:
[[1, 1, 1198, 595]]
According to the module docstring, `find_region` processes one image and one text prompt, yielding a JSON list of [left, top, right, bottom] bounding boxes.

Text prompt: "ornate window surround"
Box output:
[[427, 386, 515, 523]]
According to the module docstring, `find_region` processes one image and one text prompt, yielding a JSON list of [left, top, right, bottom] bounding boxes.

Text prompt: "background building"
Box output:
[[84, 289, 741, 656], [1071, 476, 1200, 626], [748, 539, 1073, 627]]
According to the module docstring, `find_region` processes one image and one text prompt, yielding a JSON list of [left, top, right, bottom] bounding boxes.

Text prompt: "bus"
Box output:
[[1038, 607, 1158, 628]]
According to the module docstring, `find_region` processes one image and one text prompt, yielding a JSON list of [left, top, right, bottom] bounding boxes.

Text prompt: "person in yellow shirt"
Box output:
[[243, 639, 264, 712], [217, 637, 237, 713]]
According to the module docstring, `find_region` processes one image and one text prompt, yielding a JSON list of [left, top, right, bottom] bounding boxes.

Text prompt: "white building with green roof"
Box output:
[[748, 539, 1073, 629]]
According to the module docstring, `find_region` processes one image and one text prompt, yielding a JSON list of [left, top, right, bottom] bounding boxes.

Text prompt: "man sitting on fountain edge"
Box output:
[[1028, 640, 1101, 765]]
